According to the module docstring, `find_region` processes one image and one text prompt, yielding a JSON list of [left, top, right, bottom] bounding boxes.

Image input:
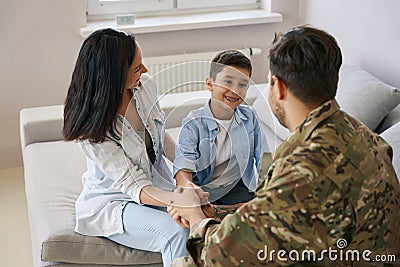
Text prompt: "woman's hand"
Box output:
[[167, 203, 190, 228], [169, 183, 207, 227]]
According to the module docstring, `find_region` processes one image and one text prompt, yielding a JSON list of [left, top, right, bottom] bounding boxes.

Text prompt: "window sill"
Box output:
[[80, 9, 282, 38]]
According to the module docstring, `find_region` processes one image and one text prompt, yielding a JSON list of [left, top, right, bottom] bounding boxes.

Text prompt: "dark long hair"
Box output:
[[63, 28, 136, 143], [268, 26, 342, 107]]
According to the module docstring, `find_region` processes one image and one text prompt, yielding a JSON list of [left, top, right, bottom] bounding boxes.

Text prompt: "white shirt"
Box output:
[[75, 74, 174, 237], [213, 118, 233, 176], [203, 118, 242, 202]]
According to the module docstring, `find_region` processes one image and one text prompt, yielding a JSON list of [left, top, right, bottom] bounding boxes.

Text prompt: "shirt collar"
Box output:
[[235, 105, 248, 122], [132, 86, 164, 123], [273, 99, 340, 159], [296, 99, 340, 142], [203, 100, 248, 130]]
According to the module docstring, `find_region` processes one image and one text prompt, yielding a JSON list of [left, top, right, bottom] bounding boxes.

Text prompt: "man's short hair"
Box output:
[[268, 26, 342, 107]]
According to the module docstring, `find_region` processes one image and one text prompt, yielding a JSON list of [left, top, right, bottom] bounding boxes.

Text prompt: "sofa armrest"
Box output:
[[20, 105, 64, 158]]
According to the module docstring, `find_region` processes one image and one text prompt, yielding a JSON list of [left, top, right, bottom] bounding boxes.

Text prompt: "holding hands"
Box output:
[[168, 183, 209, 228]]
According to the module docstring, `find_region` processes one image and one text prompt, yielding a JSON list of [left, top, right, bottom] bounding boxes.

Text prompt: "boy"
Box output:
[[173, 50, 263, 205]]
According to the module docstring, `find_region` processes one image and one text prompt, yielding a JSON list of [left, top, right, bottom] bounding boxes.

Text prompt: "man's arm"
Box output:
[[202, 203, 244, 221], [181, 160, 330, 266]]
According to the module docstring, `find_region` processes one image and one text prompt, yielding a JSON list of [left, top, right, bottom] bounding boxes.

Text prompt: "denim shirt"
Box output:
[[173, 101, 263, 192], [75, 74, 174, 237]]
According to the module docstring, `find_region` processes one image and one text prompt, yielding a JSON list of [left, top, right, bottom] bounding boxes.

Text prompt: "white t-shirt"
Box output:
[[214, 118, 233, 168], [202, 118, 241, 201]]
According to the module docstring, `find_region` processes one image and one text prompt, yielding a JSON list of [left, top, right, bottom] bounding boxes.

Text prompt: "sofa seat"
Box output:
[[24, 140, 162, 266]]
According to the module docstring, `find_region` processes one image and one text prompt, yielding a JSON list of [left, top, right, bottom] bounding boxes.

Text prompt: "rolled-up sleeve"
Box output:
[[173, 116, 200, 177], [81, 140, 152, 204]]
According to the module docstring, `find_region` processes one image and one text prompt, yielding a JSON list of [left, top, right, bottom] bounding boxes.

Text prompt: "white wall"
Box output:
[[0, 0, 299, 168], [299, 0, 400, 88], [0, 1, 85, 168]]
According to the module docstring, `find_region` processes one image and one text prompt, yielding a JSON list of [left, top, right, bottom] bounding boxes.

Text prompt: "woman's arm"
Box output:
[[139, 185, 174, 207], [81, 140, 152, 205]]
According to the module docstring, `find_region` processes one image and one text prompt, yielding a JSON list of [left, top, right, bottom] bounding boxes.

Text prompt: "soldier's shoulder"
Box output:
[[287, 138, 337, 172]]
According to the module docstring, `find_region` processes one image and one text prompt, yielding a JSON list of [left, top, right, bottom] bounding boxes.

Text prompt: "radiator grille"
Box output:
[[143, 48, 257, 94]]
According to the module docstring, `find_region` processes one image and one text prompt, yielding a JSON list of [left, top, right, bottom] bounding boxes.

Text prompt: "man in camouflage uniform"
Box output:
[[169, 26, 400, 266]]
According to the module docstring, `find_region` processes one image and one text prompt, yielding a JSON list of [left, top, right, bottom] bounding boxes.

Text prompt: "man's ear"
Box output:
[[206, 77, 213, 92], [273, 75, 286, 100]]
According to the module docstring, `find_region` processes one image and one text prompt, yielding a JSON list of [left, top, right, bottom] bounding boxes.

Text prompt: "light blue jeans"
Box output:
[[108, 203, 189, 267]]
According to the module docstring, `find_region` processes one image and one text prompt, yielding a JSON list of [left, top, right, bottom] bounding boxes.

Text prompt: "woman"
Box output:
[[63, 28, 188, 267]]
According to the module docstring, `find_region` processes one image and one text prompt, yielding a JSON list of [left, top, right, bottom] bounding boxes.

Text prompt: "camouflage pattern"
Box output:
[[172, 99, 400, 267]]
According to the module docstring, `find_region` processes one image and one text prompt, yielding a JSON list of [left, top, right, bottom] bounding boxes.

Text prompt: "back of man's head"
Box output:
[[268, 26, 342, 107]]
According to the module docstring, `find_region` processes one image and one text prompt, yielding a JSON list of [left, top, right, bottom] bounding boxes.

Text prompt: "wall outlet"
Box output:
[[115, 14, 135, 25]]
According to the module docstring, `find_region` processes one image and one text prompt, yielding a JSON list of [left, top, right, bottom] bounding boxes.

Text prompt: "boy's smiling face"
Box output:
[[207, 65, 250, 111]]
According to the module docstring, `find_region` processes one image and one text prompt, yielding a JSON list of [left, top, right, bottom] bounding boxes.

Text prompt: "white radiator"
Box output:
[[142, 48, 261, 95]]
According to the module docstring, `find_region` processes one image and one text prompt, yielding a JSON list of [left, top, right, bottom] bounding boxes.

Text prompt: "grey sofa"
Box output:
[[20, 64, 400, 266], [20, 105, 163, 267]]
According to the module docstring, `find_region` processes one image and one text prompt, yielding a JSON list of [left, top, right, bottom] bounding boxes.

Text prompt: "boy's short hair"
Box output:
[[209, 50, 252, 80]]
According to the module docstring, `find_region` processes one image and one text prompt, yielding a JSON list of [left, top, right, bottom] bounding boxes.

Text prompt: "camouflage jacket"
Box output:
[[172, 99, 400, 267]]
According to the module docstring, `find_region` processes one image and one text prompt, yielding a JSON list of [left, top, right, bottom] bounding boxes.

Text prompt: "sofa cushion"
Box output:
[[337, 64, 400, 130], [376, 104, 400, 134], [166, 127, 180, 143], [259, 121, 285, 153], [380, 122, 400, 181], [252, 64, 400, 140], [24, 140, 162, 265], [251, 84, 290, 141]]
